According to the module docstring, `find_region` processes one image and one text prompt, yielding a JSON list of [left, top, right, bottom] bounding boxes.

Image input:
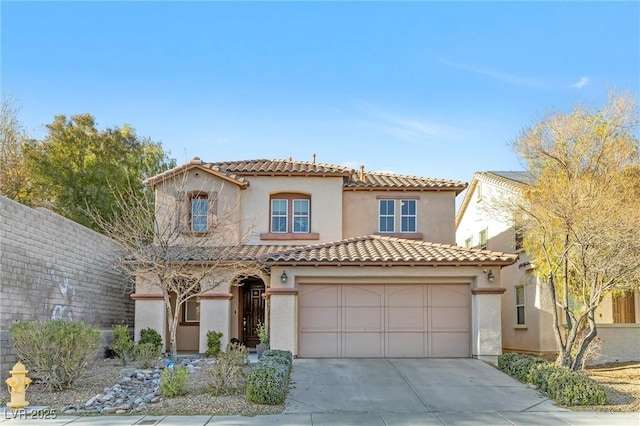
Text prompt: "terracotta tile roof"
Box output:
[[345, 172, 467, 193], [209, 159, 353, 176], [137, 244, 299, 263], [144, 157, 250, 188], [263, 235, 518, 265]]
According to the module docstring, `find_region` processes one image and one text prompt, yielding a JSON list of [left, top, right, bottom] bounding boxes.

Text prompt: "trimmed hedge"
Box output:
[[497, 353, 607, 406], [246, 349, 293, 405]]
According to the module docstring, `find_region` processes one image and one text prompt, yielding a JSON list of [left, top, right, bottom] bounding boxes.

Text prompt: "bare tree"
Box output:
[[509, 92, 640, 370], [0, 96, 32, 202], [95, 174, 262, 359]]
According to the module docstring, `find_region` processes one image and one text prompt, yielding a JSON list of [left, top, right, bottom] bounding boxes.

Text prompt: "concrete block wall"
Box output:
[[0, 195, 133, 375]]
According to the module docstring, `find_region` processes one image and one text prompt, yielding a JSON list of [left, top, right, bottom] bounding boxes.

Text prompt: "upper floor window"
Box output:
[[379, 199, 395, 233], [270, 193, 311, 234], [400, 200, 417, 233], [479, 228, 488, 250], [176, 191, 217, 233], [515, 285, 525, 325], [465, 236, 473, 248]]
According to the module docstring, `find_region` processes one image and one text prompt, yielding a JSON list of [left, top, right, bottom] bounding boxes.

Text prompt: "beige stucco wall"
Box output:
[[591, 324, 640, 364], [267, 264, 504, 359], [240, 176, 344, 245], [154, 170, 243, 245], [343, 190, 457, 244]]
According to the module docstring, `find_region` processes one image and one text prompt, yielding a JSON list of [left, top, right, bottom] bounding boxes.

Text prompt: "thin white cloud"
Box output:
[[571, 76, 590, 89], [438, 58, 543, 88], [355, 102, 465, 146]]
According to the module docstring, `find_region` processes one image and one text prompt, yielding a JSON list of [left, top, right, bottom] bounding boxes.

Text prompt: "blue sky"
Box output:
[[2, 1, 639, 186]]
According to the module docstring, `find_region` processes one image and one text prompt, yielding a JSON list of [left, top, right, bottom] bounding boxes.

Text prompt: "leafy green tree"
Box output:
[[0, 97, 33, 203], [511, 93, 640, 370], [25, 113, 175, 230]]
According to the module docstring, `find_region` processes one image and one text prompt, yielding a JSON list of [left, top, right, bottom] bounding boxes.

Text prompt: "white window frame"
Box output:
[[400, 199, 417, 233], [479, 228, 488, 250], [271, 199, 289, 233], [184, 297, 200, 323], [515, 285, 525, 325], [465, 236, 473, 248], [378, 199, 395, 233], [191, 197, 209, 232], [292, 199, 310, 233]]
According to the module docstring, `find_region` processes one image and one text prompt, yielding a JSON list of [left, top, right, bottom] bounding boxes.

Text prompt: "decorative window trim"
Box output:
[[515, 285, 525, 326], [175, 190, 218, 234], [264, 193, 313, 238]]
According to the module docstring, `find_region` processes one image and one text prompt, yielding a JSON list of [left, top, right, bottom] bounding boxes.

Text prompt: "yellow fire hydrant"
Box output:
[[6, 361, 32, 410]]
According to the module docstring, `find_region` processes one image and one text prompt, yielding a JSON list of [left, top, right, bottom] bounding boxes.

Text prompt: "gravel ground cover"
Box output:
[[0, 357, 283, 416], [575, 362, 640, 412]]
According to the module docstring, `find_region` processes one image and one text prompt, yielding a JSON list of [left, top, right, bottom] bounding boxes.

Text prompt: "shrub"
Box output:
[[246, 349, 292, 405], [133, 342, 161, 369], [208, 344, 248, 395], [205, 330, 223, 358], [257, 321, 269, 345], [139, 327, 163, 350], [10, 320, 101, 391], [529, 363, 607, 406], [160, 366, 189, 397], [497, 353, 546, 383], [110, 324, 134, 366]]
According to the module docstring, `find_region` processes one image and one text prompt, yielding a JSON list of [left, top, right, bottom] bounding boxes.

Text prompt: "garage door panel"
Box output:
[[386, 333, 425, 357], [430, 307, 469, 331], [344, 307, 383, 331], [300, 285, 339, 307], [387, 306, 425, 331], [300, 307, 340, 332], [430, 285, 470, 307], [343, 285, 383, 306], [386, 285, 425, 306], [299, 332, 339, 357], [431, 332, 469, 357], [344, 332, 383, 357]]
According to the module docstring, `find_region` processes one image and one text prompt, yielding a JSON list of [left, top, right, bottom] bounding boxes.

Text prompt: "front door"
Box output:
[[242, 280, 265, 348]]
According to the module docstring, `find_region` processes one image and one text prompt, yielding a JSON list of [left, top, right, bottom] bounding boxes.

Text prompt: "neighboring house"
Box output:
[[134, 158, 518, 362], [455, 171, 640, 363]]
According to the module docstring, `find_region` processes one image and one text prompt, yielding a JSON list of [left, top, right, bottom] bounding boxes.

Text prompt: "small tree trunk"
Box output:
[[163, 291, 178, 360], [573, 310, 598, 371]]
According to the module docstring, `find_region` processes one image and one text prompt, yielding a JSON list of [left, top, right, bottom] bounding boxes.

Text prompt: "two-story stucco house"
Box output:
[[455, 171, 640, 364], [133, 158, 518, 362]]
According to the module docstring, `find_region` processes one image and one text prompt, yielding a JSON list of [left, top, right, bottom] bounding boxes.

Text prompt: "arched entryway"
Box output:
[[237, 277, 266, 348]]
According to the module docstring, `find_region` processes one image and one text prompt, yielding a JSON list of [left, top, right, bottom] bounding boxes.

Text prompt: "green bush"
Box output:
[[111, 324, 134, 366], [205, 330, 223, 358], [133, 342, 161, 369], [497, 353, 546, 383], [208, 343, 248, 395], [10, 320, 101, 391], [160, 366, 189, 397], [529, 363, 607, 406], [246, 349, 292, 405], [139, 327, 163, 350]]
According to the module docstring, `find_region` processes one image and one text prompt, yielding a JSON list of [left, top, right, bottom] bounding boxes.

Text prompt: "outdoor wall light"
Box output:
[[487, 269, 495, 283], [280, 270, 288, 284]]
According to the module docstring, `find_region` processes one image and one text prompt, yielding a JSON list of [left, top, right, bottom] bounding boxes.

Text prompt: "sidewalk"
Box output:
[[1, 411, 639, 425]]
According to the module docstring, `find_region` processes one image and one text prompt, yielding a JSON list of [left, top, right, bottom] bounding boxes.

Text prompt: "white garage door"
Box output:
[[298, 284, 470, 358]]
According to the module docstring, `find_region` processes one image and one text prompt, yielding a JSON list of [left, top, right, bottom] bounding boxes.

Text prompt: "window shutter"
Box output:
[[612, 295, 621, 323], [207, 191, 218, 230], [175, 191, 188, 232]]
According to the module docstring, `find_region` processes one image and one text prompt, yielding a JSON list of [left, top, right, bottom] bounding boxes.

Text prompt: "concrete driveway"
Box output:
[[285, 358, 564, 417]]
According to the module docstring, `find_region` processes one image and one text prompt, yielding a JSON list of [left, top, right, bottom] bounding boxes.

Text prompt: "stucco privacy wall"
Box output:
[[0, 195, 133, 376]]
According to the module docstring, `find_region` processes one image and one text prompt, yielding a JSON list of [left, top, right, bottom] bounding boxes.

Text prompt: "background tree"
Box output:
[[511, 92, 640, 370], [95, 176, 262, 359], [0, 97, 33, 203], [25, 113, 176, 230]]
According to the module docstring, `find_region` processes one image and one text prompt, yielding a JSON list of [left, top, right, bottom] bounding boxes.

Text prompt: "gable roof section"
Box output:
[[263, 235, 518, 266], [345, 172, 467, 193], [210, 159, 353, 176], [144, 157, 250, 189], [455, 171, 532, 229]]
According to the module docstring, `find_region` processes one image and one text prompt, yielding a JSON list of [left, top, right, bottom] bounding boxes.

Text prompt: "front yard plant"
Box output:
[[498, 353, 607, 406], [139, 327, 163, 350], [160, 365, 189, 397], [110, 324, 134, 366], [10, 319, 101, 391], [208, 342, 248, 395], [205, 330, 223, 358], [246, 349, 292, 405]]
